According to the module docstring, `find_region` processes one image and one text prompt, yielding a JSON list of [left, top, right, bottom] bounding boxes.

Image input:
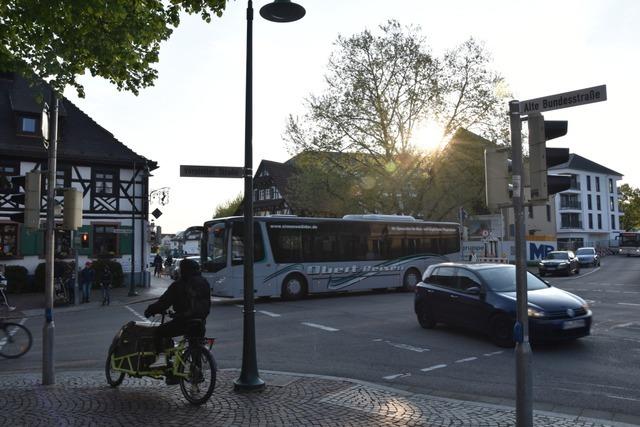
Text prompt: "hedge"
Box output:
[[4, 265, 29, 294]]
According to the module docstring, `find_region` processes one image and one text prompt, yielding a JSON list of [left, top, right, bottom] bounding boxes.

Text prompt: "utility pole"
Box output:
[[509, 100, 533, 427], [43, 93, 59, 385]]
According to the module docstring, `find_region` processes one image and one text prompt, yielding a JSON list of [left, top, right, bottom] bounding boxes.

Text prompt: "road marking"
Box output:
[[258, 310, 281, 317], [125, 306, 149, 323], [235, 304, 244, 308], [421, 364, 447, 372], [607, 395, 640, 402], [623, 291, 640, 294], [383, 373, 411, 380], [613, 322, 636, 328], [455, 357, 478, 363], [618, 303, 640, 307], [301, 322, 339, 332], [372, 339, 429, 353], [483, 351, 503, 357]]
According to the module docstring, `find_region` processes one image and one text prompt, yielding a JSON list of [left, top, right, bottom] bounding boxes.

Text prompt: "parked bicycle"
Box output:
[[105, 310, 217, 405], [54, 276, 70, 304], [0, 318, 33, 359]]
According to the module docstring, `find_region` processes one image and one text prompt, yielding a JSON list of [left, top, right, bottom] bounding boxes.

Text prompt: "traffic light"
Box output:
[[80, 232, 89, 248], [9, 171, 41, 229], [528, 113, 571, 201], [484, 148, 512, 210], [63, 188, 83, 230]]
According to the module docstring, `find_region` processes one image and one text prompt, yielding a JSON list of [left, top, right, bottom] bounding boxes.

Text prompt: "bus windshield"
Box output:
[[620, 233, 640, 247]]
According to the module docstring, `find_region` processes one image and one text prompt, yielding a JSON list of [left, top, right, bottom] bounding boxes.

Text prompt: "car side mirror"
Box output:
[[465, 286, 482, 295]]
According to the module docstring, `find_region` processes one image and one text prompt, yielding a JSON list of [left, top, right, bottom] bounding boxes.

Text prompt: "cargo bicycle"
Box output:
[[105, 310, 216, 405]]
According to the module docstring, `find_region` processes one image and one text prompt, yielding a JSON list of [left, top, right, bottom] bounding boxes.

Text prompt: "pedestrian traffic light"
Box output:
[[80, 232, 89, 248], [63, 188, 83, 230], [528, 114, 571, 201], [484, 148, 512, 210], [9, 171, 41, 229]]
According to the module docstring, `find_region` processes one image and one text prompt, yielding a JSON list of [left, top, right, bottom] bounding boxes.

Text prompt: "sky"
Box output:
[[64, 0, 640, 234]]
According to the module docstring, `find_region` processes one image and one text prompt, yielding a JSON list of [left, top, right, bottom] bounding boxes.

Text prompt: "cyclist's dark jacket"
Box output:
[[146, 275, 210, 320]]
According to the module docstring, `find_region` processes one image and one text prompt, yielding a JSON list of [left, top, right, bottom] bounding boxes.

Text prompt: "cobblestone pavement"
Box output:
[[0, 369, 637, 426]]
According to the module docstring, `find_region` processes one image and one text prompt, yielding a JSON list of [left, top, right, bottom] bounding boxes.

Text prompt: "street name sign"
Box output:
[[179, 165, 245, 179], [519, 85, 607, 115]]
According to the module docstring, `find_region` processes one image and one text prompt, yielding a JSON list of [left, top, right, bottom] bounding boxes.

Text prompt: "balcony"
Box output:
[[560, 222, 583, 229], [559, 200, 582, 210]]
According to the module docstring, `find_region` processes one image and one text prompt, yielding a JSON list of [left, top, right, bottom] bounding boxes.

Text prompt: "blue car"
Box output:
[[414, 263, 592, 347]]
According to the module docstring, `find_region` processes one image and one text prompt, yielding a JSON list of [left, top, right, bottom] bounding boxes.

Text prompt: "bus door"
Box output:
[[202, 222, 231, 297], [229, 221, 275, 297]]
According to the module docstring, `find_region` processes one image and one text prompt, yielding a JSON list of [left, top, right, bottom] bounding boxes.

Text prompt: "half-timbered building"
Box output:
[[0, 72, 157, 286]]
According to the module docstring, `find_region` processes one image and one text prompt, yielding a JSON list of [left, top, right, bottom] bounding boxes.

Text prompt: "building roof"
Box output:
[[258, 159, 295, 193], [549, 153, 622, 177], [0, 72, 157, 170]]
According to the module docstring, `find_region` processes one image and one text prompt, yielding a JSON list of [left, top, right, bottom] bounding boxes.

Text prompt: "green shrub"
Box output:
[[34, 261, 76, 292], [4, 265, 29, 294]]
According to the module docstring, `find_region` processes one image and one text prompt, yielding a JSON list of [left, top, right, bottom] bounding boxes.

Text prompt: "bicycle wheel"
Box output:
[[178, 345, 217, 405], [105, 349, 125, 387], [0, 322, 33, 359]]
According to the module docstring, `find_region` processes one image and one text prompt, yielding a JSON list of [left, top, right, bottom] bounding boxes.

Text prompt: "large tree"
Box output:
[[285, 21, 509, 217], [213, 193, 243, 219], [0, 0, 227, 96], [619, 184, 640, 231]]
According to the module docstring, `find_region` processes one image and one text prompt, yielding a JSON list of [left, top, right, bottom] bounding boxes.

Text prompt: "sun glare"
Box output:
[[410, 121, 446, 153]]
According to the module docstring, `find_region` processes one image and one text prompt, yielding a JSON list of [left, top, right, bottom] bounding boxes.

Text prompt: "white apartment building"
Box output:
[[549, 154, 622, 250]]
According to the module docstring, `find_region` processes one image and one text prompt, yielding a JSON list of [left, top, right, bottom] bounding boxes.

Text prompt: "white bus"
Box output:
[[618, 231, 640, 257], [201, 215, 461, 300]]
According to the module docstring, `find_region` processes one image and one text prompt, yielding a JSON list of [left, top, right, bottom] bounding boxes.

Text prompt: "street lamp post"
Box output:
[[234, 0, 305, 392]]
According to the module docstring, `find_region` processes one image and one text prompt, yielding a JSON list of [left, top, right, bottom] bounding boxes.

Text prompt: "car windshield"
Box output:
[[544, 252, 568, 260], [480, 268, 549, 292], [576, 248, 595, 255]]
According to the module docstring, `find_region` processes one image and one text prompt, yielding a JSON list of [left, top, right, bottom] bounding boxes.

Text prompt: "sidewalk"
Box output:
[[2, 272, 172, 319], [2, 277, 639, 426], [0, 369, 638, 426]]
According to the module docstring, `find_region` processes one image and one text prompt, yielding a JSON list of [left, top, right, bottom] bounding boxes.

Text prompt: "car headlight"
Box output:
[[582, 302, 590, 311], [528, 307, 545, 318]]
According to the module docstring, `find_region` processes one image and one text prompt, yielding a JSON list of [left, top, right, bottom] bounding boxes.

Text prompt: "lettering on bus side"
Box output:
[[306, 265, 403, 275]]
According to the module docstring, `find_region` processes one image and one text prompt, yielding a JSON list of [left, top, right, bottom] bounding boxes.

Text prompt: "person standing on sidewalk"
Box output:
[[101, 264, 112, 306], [153, 253, 163, 278], [79, 262, 95, 303]]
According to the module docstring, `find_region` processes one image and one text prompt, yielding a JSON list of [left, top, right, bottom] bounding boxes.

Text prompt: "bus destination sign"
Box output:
[[519, 85, 607, 115], [179, 165, 245, 179]]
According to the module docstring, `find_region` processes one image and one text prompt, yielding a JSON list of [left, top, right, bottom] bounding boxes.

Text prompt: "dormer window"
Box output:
[[19, 115, 37, 134]]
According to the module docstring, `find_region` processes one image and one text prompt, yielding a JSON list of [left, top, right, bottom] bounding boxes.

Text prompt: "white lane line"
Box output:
[[614, 322, 636, 328], [618, 303, 640, 307], [421, 364, 447, 372], [623, 291, 640, 294], [455, 357, 478, 363], [235, 304, 244, 308], [258, 310, 281, 318], [383, 373, 411, 380], [301, 322, 339, 332], [483, 351, 503, 357], [607, 395, 640, 402], [372, 339, 429, 353], [125, 306, 149, 323]]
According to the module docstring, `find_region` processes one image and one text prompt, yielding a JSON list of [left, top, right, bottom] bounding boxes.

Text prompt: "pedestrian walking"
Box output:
[[101, 264, 113, 306], [153, 253, 163, 278], [79, 262, 95, 303]]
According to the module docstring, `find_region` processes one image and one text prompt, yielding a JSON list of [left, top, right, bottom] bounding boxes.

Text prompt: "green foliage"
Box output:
[[0, 0, 227, 96], [213, 193, 244, 218], [619, 184, 640, 231], [4, 265, 28, 294], [285, 20, 510, 216]]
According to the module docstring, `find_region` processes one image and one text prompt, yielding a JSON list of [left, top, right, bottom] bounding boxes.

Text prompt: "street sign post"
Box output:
[[509, 84, 607, 427], [179, 165, 245, 179], [518, 85, 606, 115]]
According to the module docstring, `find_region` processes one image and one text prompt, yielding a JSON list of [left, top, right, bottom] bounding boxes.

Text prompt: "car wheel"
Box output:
[[417, 311, 437, 329], [281, 273, 307, 301], [575, 266, 580, 275], [401, 268, 421, 292], [489, 314, 515, 348]]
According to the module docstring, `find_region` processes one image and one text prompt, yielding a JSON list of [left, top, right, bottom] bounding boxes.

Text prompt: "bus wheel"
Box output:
[[281, 274, 307, 301], [401, 268, 421, 292]]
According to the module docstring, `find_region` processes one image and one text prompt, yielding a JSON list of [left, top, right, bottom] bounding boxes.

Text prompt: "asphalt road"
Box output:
[[3, 255, 639, 417]]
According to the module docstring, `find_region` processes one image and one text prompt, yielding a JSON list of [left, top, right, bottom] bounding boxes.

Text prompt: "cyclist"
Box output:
[[144, 258, 210, 368]]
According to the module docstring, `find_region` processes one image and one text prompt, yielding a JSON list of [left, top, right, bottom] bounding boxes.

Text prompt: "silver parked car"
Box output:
[[575, 247, 600, 267]]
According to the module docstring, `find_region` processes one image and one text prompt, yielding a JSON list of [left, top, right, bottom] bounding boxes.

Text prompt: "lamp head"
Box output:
[[259, 0, 305, 23]]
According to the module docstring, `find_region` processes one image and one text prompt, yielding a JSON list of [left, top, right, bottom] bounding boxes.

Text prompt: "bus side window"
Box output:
[[231, 223, 265, 265]]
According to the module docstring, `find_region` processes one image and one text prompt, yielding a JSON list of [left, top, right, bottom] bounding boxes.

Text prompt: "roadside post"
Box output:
[[508, 85, 607, 426]]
